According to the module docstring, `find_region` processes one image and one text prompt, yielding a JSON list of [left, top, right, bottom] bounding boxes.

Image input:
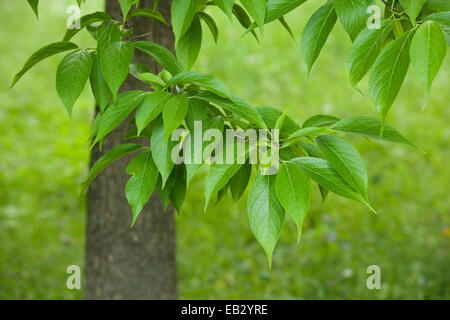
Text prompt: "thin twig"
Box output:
[[131, 32, 153, 40], [381, 0, 403, 13]]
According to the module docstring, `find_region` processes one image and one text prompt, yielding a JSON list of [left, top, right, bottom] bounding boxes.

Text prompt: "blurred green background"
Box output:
[[1, 0, 449, 299]]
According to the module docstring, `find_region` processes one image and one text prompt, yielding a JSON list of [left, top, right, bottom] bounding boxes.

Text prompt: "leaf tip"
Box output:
[[366, 202, 377, 215], [267, 253, 273, 271], [78, 184, 88, 201], [296, 232, 302, 245], [421, 91, 430, 111], [379, 119, 385, 138], [9, 78, 18, 90], [350, 82, 363, 95], [415, 144, 426, 154]]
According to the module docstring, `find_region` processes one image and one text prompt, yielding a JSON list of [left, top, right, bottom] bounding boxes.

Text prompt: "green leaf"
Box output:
[[119, 0, 135, 19], [410, 21, 447, 104], [300, 142, 329, 202], [184, 147, 202, 186], [301, 1, 337, 74], [302, 114, 340, 128], [319, 186, 330, 202], [129, 63, 152, 79], [86, 24, 103, 41], [214, 0, 235, 18], [248, 173, 285, 267], [424, 0, 450, 11], [316, 135, 368, 200], [136, 91, 171, 135], [151, 118, 176, 187], [399, 0, 426, 24], [185, 100, 225, 185], [348, 19, 394, 87], [278, 17, 296, 40], [265, 0, 307, 23], [134, 41, 184, 76], [27, 0, 39, 18], [89, 112, 102, 141], [56, 49, 93, 116], [195, 91, 268, 129], [198, 12, 219, 43], [184, 96, 214, 132], [256, 106, 300, 135], [63, 12, 112, 41], [89, 53, 112, 113], [126, 151, 159, 227], [162, 94, 189, 140], [97, 24, 122, 57], [393, 18, 404, 39], [166, 71, 232, 99], [11, 42, 78, 88], [275, 113, 286, 131], [175, 15, 202, 70], [205, 162, 243, 210], [290, 157, 374, 212], [128, 9, 168, 25], [156, 175, 174, 211], [124, 126, 153, 140], [333, 0, 374, 41], [240, 0, 267, 32], [93, 91, 148, 146], [232, 4, 261, 42], [369, 30, 415, 121], [80, 143, 144, 195], [171, 0, 199, 41], [137, 72, 166, 87], [169, 165, 187, 212], [284, 127, 334, 148], [299, 141, 323, 159], [100, 41, 134, 101], [230, 163, 252, 201], [330, 116, 419, 150], [425, 11, 450, 38], [215, 183, 229, 205], [276, 162, 310, 242], [298, 142, 329, 202]]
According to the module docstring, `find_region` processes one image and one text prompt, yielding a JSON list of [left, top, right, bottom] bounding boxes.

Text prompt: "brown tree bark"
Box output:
[[85, 0, 177, 300]]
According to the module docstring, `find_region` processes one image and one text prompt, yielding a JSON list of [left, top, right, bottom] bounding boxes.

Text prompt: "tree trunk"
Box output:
[[85, 0, 177, 300]]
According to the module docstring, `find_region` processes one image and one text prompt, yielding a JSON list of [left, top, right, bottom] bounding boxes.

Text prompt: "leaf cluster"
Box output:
[[15, 0, 442, 264]]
